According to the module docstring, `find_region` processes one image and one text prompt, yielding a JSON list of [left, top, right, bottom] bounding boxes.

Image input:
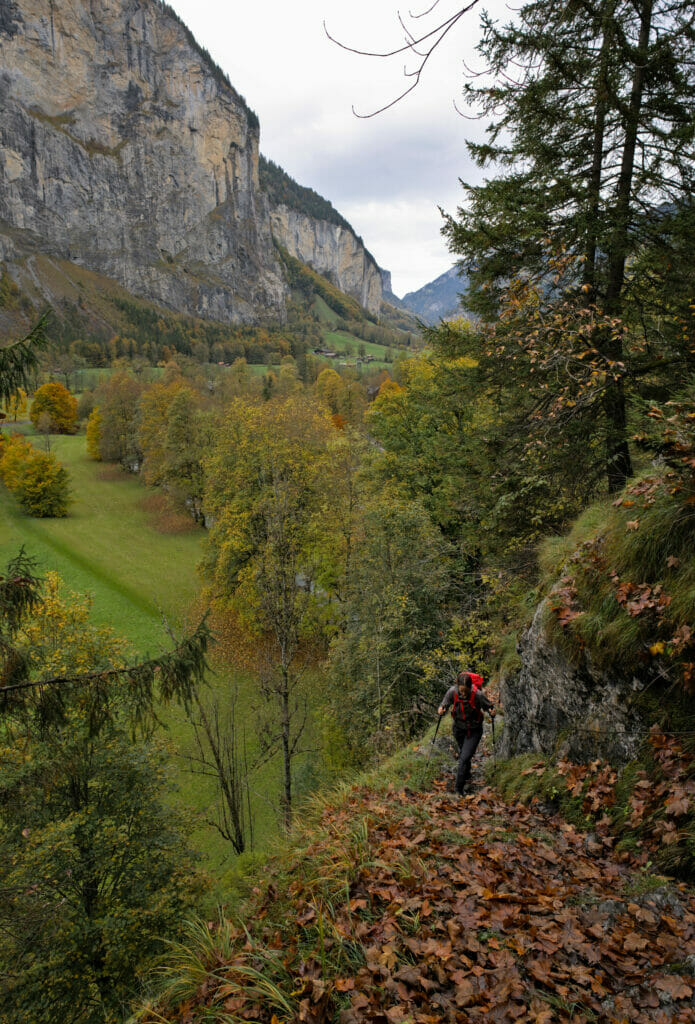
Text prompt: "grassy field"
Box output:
[[0, 429, 307, 880], [246, 362, 281, 376], [313, 294, 341, 326], [0, 433, 201, 649], [322, 330, 404, 370]]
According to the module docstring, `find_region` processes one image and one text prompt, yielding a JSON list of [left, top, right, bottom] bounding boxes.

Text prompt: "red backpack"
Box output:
[[468, 672, 485, 694], [451, 673, 485, 725]]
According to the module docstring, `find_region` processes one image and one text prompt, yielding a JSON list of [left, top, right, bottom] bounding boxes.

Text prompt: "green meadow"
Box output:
[[0, 432, 201, 650], [0, 429, 303, 880]]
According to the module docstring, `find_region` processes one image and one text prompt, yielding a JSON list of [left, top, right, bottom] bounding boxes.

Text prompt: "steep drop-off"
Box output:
[[269, 204, 382, 316], [0, 0, 288, 323], [0, 0, 385, 326], [258, 156, 382, 316]]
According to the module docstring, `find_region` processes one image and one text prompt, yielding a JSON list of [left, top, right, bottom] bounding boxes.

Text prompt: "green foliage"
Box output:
[[277, 245, 370, 322], [445, 0, 695, 492], [0, 573, 207, 1023], [137, 375, 209, 522], [59, 295, 290, 369], [202, 394, 337, 823], [365, 352, 483, 544], [0, 315, 51, 408], [93, 368, 143, 468], [536, 381, 695, 691], [328, 486, 451, 763]]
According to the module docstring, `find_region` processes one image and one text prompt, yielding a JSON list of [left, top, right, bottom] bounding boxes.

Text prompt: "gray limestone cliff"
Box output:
[[269, 204, 382, 316], [0, 0, 387, 326], [0, 0, 287, 323], [499, 601, 649, 765]]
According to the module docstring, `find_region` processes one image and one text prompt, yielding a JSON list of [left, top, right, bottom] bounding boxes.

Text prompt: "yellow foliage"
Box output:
[[19, 571, 127, 679], [29, 381, 78, 433]]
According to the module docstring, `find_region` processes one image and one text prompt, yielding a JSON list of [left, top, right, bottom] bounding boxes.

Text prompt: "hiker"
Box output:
[[438, 671, 495, 796]]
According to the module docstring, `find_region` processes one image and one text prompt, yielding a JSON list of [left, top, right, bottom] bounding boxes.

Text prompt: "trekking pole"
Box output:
[[427, 713, 442, 763], [491, 715, 497, 768]]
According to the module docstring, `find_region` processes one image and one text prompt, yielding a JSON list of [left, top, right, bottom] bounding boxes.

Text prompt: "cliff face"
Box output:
[[269, 204, 382, 316], [0, 0, 286, 323], [499, 601, 648, 765]]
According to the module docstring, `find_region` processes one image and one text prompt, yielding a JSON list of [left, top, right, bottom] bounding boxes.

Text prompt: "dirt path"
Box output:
[[327, 778, 695, 1023]]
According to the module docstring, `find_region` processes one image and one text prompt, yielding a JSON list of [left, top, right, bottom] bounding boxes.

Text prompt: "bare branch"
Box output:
[[324, 2, 481, 118]]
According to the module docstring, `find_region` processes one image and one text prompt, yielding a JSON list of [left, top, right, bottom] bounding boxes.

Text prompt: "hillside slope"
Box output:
[[260, 157, 383, 316], [401, 266, 470, 324], [142, 735, 695, 1024]]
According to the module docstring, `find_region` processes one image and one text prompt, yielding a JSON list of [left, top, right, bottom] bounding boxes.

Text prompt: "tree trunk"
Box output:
[[583, 0, 616, 296], [281, 665, 292, 829], [600, 0, 653, 491]]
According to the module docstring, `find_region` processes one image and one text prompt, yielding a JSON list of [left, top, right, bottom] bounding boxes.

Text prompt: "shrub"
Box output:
[[29, 381, 78, 434], [0, 435, 70, 517]]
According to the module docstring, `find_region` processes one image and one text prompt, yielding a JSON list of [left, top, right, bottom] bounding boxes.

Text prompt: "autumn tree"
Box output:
[[2, 386, 27, 422], [202, 395, 335, 826], [137, 376, 210, 523], [86, 405, 102, 460], [0, 435, 70, 517], [29, 380, 78, 434], [161, 390, 211, 523], [328, 487, 450, 762], [93, 368, 143, 468]]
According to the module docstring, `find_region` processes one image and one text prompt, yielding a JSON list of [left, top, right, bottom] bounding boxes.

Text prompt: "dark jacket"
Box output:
[[441, 685, 494, 729]]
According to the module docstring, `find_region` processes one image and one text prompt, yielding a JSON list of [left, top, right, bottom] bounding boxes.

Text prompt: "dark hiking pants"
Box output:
[[453, 725, 483, 794]]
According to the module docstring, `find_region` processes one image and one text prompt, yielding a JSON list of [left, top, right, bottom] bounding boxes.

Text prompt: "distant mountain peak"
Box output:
[[400, 266, 468, 324]]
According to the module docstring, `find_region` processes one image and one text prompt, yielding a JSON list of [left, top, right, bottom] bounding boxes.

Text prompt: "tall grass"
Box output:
[[538, 469, 695, 681]]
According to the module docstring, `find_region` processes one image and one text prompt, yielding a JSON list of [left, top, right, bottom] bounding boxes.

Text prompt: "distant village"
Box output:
[[314, 347, 378, 364]]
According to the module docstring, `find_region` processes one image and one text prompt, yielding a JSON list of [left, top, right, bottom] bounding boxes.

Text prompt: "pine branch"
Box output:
[[0, 549, 42, 640], [0, 616, 212, 722], [0, 313, 52, 406]]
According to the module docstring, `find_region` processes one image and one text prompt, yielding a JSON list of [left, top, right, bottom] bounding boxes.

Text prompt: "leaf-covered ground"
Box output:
[[148, 740, 695, 1024]]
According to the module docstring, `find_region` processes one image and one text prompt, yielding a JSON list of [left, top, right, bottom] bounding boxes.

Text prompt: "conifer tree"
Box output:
[[446, 0, 695, 490]]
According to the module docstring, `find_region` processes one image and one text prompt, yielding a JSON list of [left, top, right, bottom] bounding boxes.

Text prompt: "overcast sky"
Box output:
[[167, 0, 509, 297]]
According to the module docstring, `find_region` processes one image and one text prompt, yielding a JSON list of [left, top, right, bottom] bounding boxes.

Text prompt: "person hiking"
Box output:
[[438, 671, 495, 796]]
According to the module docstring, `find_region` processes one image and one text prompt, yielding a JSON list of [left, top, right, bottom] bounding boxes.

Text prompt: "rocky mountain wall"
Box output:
[[401, 266, 468, 325], [0, 0, 286, 323], [500, 601, 649, 765], [269, 204, 382, 316]]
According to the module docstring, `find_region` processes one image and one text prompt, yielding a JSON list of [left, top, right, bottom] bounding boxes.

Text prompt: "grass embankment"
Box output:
[[488, 466, 695, 880], [0, 431, 313, 876], [140, 733, 695, 1024]]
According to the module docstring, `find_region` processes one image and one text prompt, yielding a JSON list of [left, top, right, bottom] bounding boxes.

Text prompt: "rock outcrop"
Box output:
[[500, 601, 648, 765], [269, 204, 382, 316], [0, 0, 286, 323]]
